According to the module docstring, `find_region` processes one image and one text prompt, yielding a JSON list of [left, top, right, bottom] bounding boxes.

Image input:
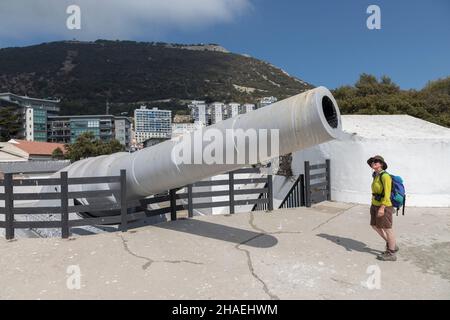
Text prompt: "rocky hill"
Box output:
[[0, 40, 312, 115]]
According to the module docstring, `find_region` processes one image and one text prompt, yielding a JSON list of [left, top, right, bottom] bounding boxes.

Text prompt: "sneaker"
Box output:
[[386, 243, 399, 253], [377, 250, 397, 261]]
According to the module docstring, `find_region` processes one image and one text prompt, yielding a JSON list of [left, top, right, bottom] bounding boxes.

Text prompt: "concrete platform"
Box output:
[[1, 202, 449, 299]]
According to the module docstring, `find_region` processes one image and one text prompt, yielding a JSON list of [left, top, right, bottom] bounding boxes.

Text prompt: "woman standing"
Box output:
[[367, 155, 399, 261]]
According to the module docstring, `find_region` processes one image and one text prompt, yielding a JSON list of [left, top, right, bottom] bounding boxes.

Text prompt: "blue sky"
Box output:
[[1, 0, 449, 89]]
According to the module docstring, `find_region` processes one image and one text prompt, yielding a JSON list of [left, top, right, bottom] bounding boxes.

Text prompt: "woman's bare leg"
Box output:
[[372, 226, 388, 242], [384, 228, 396, 251]]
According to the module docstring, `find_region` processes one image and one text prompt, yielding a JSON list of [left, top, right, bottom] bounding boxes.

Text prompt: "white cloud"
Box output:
[[0, 0, 251, 40]]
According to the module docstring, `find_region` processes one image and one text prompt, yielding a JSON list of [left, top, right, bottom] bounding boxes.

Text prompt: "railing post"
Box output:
[[300, 174, 305, 207], [304, 161, 311, 207], [4, 173, 14, 240], [228, 172, 235, 214], [60, 171, 69, 239], [267, 174, 273, 211], [169, 189, 177, 221], [326, 159, 331, 201], [120, 170, 128, 232], [294, 182, 299, 207], [187, 184, 194, 218]]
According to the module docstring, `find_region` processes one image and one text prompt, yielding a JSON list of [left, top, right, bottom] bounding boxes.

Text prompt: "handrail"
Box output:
[[279, 174, 305, 209]]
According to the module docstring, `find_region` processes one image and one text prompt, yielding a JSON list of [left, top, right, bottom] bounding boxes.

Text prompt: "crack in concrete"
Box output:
[[311, 205, 359, 232], [117, 234, 203, 270], [231, 212, 281, 300], [240, 207, 358, 300], [119, 213, 296, 300], [330, 277, 355, 287], [120, 221, 278, 299], [118, 206, 356, 298], [249, 211, 304, 236], [249, 212, 267, 234], [235, 238, 280, 301], [118, 233, 156, 269]]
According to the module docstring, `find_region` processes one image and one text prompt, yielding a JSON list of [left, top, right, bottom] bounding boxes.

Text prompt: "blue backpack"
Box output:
[[378, 172, 406, 216]]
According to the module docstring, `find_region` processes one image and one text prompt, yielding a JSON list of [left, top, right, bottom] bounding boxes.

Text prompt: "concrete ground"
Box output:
[[0, 202, 449, 300]]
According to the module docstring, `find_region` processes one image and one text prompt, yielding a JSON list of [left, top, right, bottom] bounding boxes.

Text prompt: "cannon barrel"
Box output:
[[56, 87, 343, 214]]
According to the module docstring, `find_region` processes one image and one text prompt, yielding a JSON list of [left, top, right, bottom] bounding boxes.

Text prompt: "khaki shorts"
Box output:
[[370, 205, 393, 229]]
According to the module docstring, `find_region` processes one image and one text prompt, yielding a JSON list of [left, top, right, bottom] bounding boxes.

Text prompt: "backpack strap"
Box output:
[[402, 194, 406, 216], [378, 171, 387, 197]]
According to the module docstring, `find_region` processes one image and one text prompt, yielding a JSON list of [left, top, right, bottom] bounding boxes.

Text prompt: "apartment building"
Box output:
[[134, 106, 172, 144]]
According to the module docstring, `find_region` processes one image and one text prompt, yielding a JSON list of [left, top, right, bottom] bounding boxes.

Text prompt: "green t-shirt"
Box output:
[[371, 170, 392, 207]]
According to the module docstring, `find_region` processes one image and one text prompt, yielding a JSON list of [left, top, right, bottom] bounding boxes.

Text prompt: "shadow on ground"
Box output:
[[155, 219, 278, 248], [317, 233, 382, 256]]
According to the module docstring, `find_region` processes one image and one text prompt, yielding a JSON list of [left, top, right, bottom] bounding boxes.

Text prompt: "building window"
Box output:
[[88, 120, 99, 128]]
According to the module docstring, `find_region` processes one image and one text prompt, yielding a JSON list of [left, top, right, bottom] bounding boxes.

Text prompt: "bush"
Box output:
[[64, 132, 124, 162], [333, 74, 450, 127]]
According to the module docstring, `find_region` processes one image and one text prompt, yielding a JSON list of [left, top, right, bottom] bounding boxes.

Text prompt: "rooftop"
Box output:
[[341, 115, 450, 140], [8, 139, 66, 156], [0, 160, 70, 174], [48, 115, 115, 119], [0, 92, 60, 104]]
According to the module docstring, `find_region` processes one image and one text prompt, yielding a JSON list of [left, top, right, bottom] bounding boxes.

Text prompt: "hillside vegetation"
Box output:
[[0, 40, 311, 115], [333, 74, 450, 127]]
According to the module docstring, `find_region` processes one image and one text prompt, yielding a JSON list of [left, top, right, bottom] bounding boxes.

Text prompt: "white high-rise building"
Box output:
[[226, 103, 241, 119], [189, 100, 209, 126], [134, 106, 172, 144], [243, 103, 256, 113], [210, 102, 225, 124]]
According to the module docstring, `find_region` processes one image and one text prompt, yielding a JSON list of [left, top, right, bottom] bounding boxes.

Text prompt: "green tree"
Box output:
[[64, 132, 125, 162], [332, 74, 450, 128], [64, 132, 97, 162], [423, 77, 450, 95], [0, 106, 22, 142], [105, 139, 124, 154], [51, 147, 65, 160], [93, 138, 124, 156], [355, 73, 399, 96]]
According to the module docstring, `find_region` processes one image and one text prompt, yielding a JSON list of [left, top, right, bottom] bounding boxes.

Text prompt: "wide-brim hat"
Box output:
[[367, 155, 388, 170]]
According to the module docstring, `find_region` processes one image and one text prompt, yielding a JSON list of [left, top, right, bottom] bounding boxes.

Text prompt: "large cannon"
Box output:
[[50, 87, 343, 216]]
